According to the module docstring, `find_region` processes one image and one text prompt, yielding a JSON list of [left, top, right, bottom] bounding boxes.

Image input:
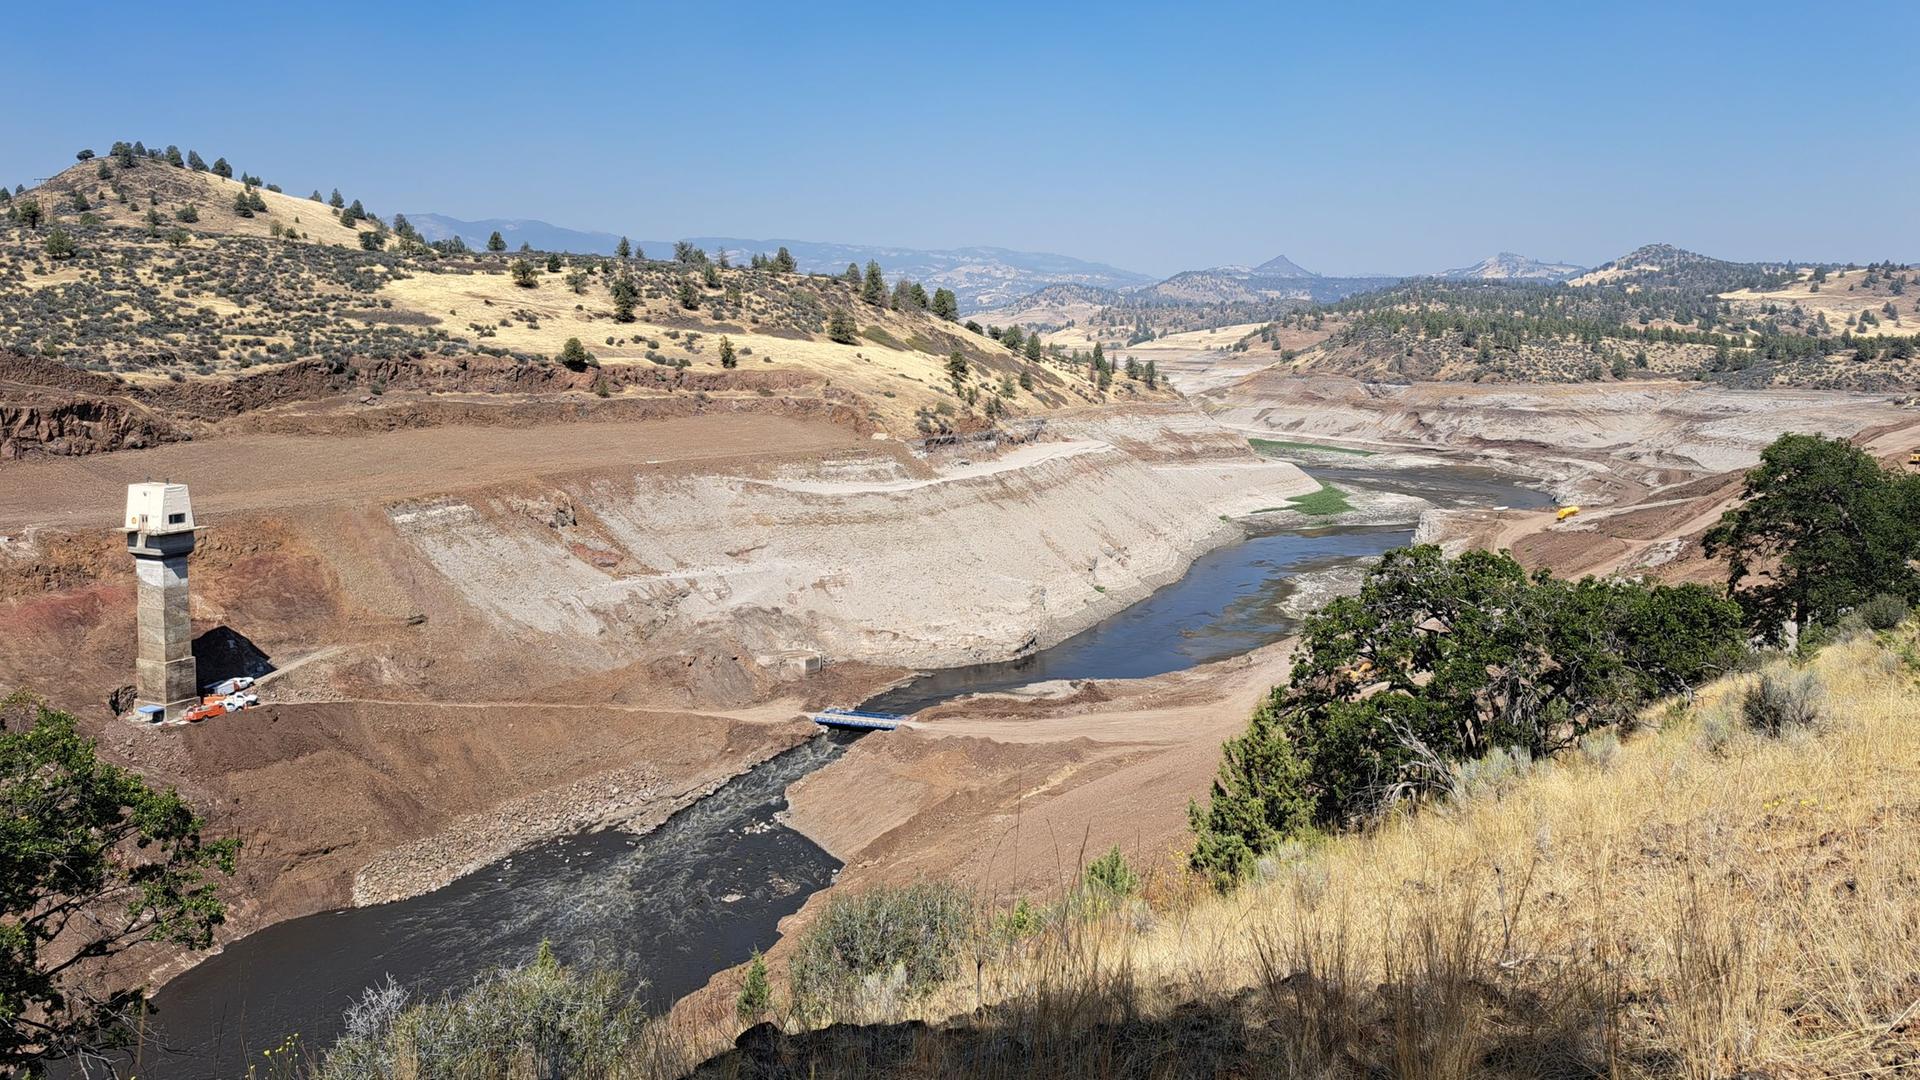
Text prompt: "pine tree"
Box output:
[[719, 336, 737, 368], [487, 230, 507, 252], [616, 236, 631, 260], [862, 260, 886, 305], [773, 246, 796, 273], [828, 310, 858, 344], [328, 189, 345, 209], [677, 278, 700, 309], [164, 146, 183, 167], [610, 275, 638, 322], [843, 263, 861, 284], [187, 150, 207, 171], [702, 261, 721, 288], [1025, 335, 1042, 361], [210, 157, 232, 178], [931, 288, 959, 321], [231, 190, 254, 218], [946, 350, 970, 388]]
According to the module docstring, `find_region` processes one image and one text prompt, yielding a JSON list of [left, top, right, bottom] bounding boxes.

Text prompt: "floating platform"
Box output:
[[808, 707, 905, 732]]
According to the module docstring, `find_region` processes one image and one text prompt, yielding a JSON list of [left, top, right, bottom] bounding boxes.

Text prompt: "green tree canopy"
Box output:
[[486, 230, 507, 252], [1, 698, 234, 1071], [861, 260, 887, 305], [558, 337, 595, 371], [609, 275, 638, 322], [1704, 434, 1920, 641], [930, 288, 959, 321], [1189, 546, 1743, 885]]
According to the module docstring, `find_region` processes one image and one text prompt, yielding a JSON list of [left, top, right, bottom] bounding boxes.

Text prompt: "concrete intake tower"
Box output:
[[125, 482, 197, 720]]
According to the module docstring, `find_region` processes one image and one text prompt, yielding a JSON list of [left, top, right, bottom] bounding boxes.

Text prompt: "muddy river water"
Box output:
[[136, 460, 1549, 1078]]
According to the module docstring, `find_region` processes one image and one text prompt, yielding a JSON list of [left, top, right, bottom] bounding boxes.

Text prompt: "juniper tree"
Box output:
[[931, 288, 959, 321], [210, 157, 232, 178], [559, 337, 595, 370], [843, 262, 861, 284], [1026, 335, 1043, 361], [164, 145, 183, 167], [510, 259, 538, 287], [677, 278, 700, 309], [546, 253, 562, 273], [487, 230, 507, 252], [74, 149, 94, 161], [43, 228, 76, 259], [610, 275, 638, 320], [773, 246, 796, 273], [616, 236, 631, 260], [719, 335, 737, 368], [827, 310, 858, 343], [702, 261, 721, 288], [187, 150, 207, 171]]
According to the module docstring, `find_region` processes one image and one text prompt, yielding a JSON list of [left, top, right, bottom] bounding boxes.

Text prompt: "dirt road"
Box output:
[[0, 412, 859, 532]]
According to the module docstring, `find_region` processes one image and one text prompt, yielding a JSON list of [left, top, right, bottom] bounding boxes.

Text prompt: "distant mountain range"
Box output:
[[1128, 254, 1399, 307], [1441, 252, 1585, 282], [405, 214, 1153, 312]]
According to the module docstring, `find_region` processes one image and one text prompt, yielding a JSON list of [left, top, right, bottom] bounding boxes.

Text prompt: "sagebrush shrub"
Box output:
[[1741, 668, 1824, 736], [787, 882, 971, 1022]]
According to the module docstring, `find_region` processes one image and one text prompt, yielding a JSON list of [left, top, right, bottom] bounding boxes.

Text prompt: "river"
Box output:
[[134, 459, 1548, 1078]]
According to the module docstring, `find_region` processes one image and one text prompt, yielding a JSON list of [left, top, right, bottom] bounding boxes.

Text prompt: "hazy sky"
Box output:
[[3, 0, 1914, 276]]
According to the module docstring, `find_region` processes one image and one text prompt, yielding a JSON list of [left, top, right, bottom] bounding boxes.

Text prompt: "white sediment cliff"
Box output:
[[390, 404, 1319, 672]]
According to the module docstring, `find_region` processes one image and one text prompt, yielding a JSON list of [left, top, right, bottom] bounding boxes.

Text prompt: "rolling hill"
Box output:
[[0, 149, 1176, 455], [404, 214, 1154, 313], [1232, 245, 1920, 388]]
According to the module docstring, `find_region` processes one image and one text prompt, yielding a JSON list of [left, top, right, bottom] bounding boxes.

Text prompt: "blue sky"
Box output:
[[2, 0, 1913, 276]]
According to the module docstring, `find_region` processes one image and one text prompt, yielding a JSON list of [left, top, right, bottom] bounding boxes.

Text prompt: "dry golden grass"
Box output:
[[1723, 268, 1918, 338], [674, 625, 1920, 1078]]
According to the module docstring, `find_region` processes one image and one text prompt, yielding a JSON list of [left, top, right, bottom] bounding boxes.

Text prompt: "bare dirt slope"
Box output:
[[0, 397, 1318, 966], [786, 641, 1294, 897]]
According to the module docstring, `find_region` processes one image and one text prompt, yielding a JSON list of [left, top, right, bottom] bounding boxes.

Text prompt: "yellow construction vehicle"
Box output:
[[1556, 505, 1581, 522], [1907, 448, 1920, 468]]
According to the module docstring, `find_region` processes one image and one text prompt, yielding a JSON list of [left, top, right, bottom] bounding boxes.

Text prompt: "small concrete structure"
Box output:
[[126, 482, 197, 721]]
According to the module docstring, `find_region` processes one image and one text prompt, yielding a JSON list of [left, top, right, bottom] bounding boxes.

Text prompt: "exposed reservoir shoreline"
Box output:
[[132, 454, 1551, 1079]]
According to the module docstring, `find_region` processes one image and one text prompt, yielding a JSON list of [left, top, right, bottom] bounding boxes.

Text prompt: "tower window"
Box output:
[[167, 513, 186, 524]]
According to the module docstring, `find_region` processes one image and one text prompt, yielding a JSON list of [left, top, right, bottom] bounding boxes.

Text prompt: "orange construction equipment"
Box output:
[[182, 702, 226, 723]]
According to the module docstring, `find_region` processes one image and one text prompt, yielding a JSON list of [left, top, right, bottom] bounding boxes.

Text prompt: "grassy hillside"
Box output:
[[1, 149, 1174, 438], [1232, 252, 1920, 389], [733, 623, 1920, 1078]]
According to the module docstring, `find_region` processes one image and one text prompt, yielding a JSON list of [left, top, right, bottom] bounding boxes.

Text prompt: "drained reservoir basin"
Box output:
[[137, 461, 1549, 1078]]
